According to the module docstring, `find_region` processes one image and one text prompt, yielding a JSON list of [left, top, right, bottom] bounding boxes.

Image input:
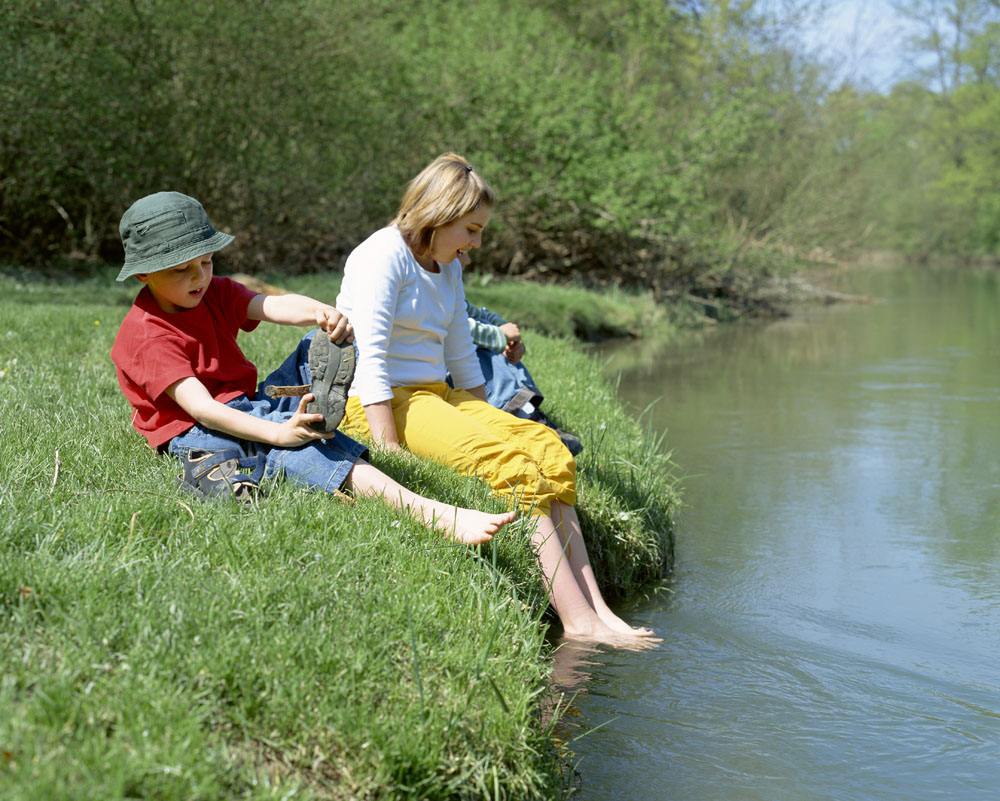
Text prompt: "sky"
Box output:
[[799, 0, 927, 90]]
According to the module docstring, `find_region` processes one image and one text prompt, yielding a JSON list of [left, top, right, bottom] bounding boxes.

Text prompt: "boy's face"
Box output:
[[138, 254, 214, 313]]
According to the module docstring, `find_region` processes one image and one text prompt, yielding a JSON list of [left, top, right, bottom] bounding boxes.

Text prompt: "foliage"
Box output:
[[2, 0, 998, 303], [811, 1, 1000, 260], [0, 0, 824, 308]]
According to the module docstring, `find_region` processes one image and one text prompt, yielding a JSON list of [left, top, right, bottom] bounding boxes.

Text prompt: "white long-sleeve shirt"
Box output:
[[336, 226, 485, 405]]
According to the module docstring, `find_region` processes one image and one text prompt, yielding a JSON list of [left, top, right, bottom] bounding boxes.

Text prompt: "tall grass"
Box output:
[[0, 269, 676, 799]]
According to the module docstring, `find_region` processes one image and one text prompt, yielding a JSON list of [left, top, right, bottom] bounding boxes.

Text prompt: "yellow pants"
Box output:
[[341, 383, 576, 516]]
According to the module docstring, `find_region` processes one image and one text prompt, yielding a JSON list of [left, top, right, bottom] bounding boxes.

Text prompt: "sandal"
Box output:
[[178, 449, 266, 503], [307, 333, 356, 432]]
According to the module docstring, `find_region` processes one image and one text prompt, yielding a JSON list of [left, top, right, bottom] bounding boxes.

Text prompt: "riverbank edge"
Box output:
[[0, 269, 677, 799]]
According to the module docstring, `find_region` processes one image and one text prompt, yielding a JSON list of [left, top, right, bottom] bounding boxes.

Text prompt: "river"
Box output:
[[565, 267, 1000, 801]]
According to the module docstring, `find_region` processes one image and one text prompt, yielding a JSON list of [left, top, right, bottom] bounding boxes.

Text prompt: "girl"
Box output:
[[336, 154, 656, 645]]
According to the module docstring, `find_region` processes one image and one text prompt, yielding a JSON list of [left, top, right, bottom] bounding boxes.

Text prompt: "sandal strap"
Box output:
[[185, 448, 243, 480], [181, 448, 266, 499]]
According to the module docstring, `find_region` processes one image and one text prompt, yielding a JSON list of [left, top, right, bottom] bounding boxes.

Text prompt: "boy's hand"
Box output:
[[315, 305, 354, 344], [273, 394, 332, 447], [500, 322, 524, 363]]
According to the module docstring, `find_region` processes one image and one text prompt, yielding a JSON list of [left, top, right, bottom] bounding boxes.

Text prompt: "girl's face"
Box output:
[[430, 206, 492, 266]]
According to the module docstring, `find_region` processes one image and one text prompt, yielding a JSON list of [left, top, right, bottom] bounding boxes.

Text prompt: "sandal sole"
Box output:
[[307, 334, 356, 432]]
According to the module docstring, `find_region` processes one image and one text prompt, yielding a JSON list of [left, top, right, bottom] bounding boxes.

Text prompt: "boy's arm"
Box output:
[[500, 322, 524, 363], [246, 293, 353, 342], [465, 301, 507, 328], [465, 301, 507, 352], [467, 316, 508, 352], [167, 376, 329, 448], [464, 301, 523, 362], [468, 318, 524, 362]]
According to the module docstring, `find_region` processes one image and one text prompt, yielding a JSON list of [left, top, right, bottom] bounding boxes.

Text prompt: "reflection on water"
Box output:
[[551, 639, 603, 693], [569, 268, 1000, 801]]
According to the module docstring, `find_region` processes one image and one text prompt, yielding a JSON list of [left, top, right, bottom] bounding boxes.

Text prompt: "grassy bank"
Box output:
[[274, 271, 677, 343], [0, 269, 677, 799]]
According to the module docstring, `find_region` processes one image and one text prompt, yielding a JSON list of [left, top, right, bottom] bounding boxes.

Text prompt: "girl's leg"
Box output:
[[551, 501, 659, 639], [529, 511, 621, 641], [345, 459, 515, 545], [341, 388, 648, 645], [342, 386, 573, 514]]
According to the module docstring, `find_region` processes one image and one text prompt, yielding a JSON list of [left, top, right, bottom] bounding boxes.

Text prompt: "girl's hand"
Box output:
[[315, 305, 354, 344], [273, 394, 331, 447]]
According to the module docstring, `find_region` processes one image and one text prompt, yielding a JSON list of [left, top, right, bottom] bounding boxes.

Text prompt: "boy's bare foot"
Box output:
[[432, 508, 517, 545]]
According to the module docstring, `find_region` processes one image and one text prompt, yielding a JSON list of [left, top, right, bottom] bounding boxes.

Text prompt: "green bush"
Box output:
[[12, 0, 992, 296], [0, 0, 798, 303]]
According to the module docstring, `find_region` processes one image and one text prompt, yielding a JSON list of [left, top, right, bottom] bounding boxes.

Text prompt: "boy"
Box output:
[[111, 191, 514, 544], [465, 301, 583, 456]]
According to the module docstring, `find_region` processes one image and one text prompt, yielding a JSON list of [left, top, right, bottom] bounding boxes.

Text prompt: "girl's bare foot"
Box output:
[[562, 616, 623, 643], [562, 615, 662, 648], [605, 631, 662, 650], [433, 507, 517, 545], [563, 627, 662, 650], [597, 608, 658, 638]]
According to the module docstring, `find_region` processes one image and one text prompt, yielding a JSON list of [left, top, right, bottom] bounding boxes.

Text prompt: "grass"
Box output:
[[0, 267, 678, 800], [464, 277, 670, 342]]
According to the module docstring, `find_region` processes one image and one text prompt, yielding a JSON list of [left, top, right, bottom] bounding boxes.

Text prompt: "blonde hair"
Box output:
[[392, 152, 497, 260]]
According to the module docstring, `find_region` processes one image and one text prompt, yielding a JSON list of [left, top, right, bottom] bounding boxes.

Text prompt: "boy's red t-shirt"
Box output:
[[111, 276, 261, 449]]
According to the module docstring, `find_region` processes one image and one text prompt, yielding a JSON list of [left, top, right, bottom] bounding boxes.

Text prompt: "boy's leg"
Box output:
[[234, 397, 514, 542], [476, 347, 542, 411], [256, 332, 315, 414], [344, 460, 515, 545], [168, 425, 249, 458], [167, 410, 267, 500], [240, 391, 365, 491], [264, 430, 367, 492], [168, 397, 266, 460]]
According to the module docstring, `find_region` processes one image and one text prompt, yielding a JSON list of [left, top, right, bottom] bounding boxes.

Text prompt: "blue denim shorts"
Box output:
[[168, 332, 368, 493], [475, 346, 542, 411]]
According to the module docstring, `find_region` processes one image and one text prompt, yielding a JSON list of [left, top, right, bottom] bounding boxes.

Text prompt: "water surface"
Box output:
[[568, 268, 1000, 801]]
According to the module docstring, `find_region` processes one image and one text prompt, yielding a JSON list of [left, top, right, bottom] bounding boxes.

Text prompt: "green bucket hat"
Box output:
[[116, 191, 234, 281]]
